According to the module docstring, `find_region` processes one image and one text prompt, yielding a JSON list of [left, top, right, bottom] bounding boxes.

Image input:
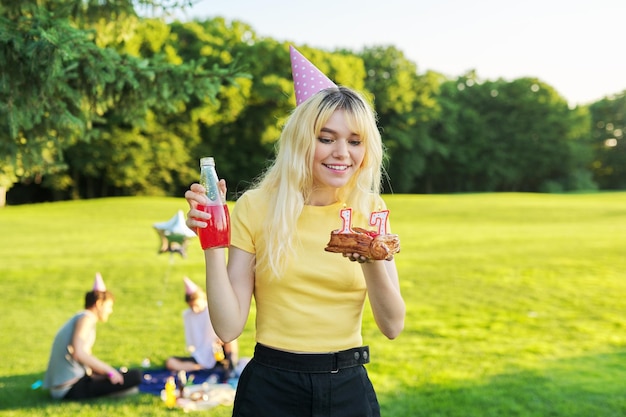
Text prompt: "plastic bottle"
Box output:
[[177, 370, 187, 398], [196, 157, 230, 249], [213, 342, 225, 362], [164, 376, 177, 408]]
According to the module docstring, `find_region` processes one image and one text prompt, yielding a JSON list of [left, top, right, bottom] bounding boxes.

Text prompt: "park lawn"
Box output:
[[1, 192, 625, 416]]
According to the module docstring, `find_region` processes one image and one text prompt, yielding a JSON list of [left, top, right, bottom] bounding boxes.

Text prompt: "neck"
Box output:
[[306, 189, 338, 206]]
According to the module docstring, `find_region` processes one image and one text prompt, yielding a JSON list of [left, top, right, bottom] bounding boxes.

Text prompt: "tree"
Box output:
[[482, 78, 584, 191], [359, 45, 441, 193], [59, 17, 243, 200], [589, 91, 626, 189], [422, 73, 594, 193], [167, 17, 260, 196], [0, 0, 243, 205], [420, 71, 493, 193]]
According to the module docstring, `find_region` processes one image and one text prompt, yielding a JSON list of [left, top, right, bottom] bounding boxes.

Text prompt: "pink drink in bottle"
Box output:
[[196, 157, 230, 249]]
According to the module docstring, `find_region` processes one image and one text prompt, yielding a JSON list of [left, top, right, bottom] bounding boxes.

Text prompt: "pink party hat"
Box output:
[[183, 276, 199, 295], [290, 45, 337, 106], [93, 272, 106, 292]]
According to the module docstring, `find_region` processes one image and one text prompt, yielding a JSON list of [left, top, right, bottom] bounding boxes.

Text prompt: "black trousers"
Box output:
[[64, 368, 142, 400], [232, 344, 380, 417]]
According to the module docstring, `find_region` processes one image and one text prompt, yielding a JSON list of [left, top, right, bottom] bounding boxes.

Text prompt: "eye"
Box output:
[[349, 139, 363, 146], [318, 137, 334, 144]]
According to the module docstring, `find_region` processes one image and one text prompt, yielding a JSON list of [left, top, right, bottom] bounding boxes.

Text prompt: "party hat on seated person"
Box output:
[[289, 45, 337, 106], [93, 272, 106, 292], [183, 276, 200, 295]]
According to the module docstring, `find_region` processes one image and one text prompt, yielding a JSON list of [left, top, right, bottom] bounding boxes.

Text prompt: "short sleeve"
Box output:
[[230, 191, 256, 254]]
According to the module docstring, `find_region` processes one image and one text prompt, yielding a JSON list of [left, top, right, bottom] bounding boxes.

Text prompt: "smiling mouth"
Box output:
[[324, 164, 350, 171]]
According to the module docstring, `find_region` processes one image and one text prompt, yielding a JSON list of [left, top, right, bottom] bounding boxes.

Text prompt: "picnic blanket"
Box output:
[[139, 368, 235, 396], [140, 368, 238, 411]]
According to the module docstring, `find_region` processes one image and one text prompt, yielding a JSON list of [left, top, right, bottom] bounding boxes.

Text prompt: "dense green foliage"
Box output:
[[1, 1, 625, 206], [588, 94, 626, 189], [1, 193, 626, 416], [0, 0, 245, 203], [420, 74, 596, 193]]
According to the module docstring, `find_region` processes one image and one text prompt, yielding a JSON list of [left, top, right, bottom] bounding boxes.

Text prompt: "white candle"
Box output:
[[369, 210, 390, 235], [338, 207, 354, 234]]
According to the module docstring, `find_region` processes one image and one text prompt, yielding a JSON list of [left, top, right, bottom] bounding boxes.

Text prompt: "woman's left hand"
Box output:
[[343, 252, 372, 264]]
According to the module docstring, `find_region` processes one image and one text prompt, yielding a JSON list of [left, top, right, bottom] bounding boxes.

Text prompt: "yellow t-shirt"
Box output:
[[231, 189, 386, 352]]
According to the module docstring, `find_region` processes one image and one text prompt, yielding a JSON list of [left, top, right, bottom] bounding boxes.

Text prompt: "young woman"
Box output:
[[185, 50, 405, 417], [42, 274, 142, 400]]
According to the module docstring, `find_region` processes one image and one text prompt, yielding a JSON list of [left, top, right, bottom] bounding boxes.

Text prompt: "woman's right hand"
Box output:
[[184, 180, 227, 230], [185, 183, 208, 229]]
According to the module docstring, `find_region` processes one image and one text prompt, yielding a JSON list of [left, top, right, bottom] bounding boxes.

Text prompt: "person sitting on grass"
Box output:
[[165, 277, 238, 382], [42, 273, 142, 400]]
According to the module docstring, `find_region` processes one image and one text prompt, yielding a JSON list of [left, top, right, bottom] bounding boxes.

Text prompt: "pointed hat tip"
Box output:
[[289, 45, 337, 106], [93, 272, 107, 292], [183, 276, 199, 295]]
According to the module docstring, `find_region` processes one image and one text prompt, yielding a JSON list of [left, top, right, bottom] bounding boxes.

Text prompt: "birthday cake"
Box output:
[[325, 227, 400, 261]]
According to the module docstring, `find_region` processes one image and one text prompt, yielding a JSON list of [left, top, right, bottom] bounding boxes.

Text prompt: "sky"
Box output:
[[173, 0, 626, 106]]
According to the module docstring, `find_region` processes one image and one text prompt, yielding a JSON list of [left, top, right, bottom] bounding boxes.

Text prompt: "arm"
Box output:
[[71, 314, 124, 384], [186, 183, 255, 343], [360, 259, 405, 339], [202, 247, 254, 343]]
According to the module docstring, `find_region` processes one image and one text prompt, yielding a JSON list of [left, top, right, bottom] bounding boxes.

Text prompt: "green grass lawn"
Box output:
[[1, 192, 625, 416]]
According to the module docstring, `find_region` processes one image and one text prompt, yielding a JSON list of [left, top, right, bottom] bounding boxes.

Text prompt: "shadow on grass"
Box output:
[[380, 351, 626, 417], [0, 372, 53, 411], [0, 372, 156, 413], [3, 352, 626, 416]]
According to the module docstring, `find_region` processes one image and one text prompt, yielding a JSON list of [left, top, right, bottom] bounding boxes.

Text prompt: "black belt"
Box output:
[[252, 343, 370, 373]]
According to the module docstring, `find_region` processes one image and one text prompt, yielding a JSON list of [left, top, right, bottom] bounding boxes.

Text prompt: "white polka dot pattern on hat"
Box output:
[[290, 46, 337, 106]]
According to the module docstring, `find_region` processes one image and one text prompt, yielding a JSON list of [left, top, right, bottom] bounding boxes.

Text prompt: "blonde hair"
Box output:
[[253, 86, 385, 277]]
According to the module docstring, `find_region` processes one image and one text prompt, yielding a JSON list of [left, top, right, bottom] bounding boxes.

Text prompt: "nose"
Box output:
[[332, 139, 349, 158]]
